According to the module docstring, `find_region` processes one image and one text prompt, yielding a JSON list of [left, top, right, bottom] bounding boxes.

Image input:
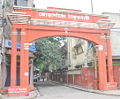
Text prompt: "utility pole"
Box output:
[[91, 0, 94, 13]]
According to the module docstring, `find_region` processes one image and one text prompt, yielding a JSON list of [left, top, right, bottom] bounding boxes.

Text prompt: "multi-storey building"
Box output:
[[0, 0, 4, 89], [13, 0, 34, 7], [66, 37, 96, 70]]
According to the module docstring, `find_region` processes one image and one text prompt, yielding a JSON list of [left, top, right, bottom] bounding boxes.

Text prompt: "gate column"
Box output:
[[98, 33, 117, 90], [19, 28, 29, 95], [106, 32, 114, 82], [97, 43, 107, 90], [106, 32, 117, 88], [8, 26, 17, 96]]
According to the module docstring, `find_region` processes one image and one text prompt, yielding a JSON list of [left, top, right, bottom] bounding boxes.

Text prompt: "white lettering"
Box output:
[[8, 88, 27, 93], [39, 12, 90, 21], [39, 12, 66, 18], [68, 15, 90, 20]]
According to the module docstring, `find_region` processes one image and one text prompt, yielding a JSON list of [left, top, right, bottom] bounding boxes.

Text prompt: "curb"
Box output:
[[64, 84, 120, 97], [51, 81, 120, 97]]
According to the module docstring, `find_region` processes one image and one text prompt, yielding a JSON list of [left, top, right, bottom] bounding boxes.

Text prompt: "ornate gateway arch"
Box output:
[[7, 7, 117, 96]]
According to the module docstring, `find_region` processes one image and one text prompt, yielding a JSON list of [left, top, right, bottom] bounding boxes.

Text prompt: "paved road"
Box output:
[[35, 81, 120, 99]]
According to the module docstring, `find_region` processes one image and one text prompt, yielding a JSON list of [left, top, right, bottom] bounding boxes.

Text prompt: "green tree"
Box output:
[[34, 37, 66, 73]]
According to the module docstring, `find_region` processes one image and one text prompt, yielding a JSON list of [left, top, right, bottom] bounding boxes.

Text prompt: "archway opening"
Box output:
[[30, 36, 98, 95]]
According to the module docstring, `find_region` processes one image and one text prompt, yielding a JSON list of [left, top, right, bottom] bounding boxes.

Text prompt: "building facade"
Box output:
[[0, 0, 4, 89], [66, 37, 96, 70], [14, 0, 34, 7]]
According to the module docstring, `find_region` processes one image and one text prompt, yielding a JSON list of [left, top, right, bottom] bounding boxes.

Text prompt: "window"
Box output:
[[74, 44, 83, 55], [87, 62, 93, 67], [17, 29, 21, 43], [14, 0, 17, 5]]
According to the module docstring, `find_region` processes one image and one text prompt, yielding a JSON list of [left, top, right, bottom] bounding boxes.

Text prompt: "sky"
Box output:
[[34, 0, 120, 14]]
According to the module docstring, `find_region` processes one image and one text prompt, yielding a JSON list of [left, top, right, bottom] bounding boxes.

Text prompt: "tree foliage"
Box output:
[[34, 37, 66, 73]]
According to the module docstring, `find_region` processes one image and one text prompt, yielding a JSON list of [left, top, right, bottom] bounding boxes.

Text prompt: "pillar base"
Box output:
[[29, 86, 35, 91], [1, 87, 8, 94], [99, 82, 117, 90], [8, 86, 29, 96]]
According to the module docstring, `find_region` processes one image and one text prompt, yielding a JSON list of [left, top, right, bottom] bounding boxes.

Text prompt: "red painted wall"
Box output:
[[68, 75, 73, 84], [113, 66, 120, 88], [51, 66, 120, 89], [63, 74, 67, 83], [51, 67, 95, 89], [74, 68, 95, 89]]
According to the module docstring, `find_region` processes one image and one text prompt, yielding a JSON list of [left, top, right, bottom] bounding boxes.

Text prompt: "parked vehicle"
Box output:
[[33, 74, 40, 85]]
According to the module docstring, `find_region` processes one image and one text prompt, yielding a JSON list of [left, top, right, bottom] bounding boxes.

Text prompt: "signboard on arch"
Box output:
[[13, 7, 108, 23]]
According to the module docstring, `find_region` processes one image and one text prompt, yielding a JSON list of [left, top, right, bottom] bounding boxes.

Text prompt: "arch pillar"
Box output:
[[19, 28, 29, 95], [8, 26, 29, 96], [97, 42, 107, 90], [97, 33, 117, 90], [10, 27, 17, 87], [8, 26, 18, 96], [105, 32, 117, 89], [106, 32, 114, 82]]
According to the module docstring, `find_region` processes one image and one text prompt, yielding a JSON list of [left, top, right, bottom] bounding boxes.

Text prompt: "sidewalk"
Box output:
[[0, 89, 39, 99], [52, 81, 120, 96], [64, 83, 120, 96]]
